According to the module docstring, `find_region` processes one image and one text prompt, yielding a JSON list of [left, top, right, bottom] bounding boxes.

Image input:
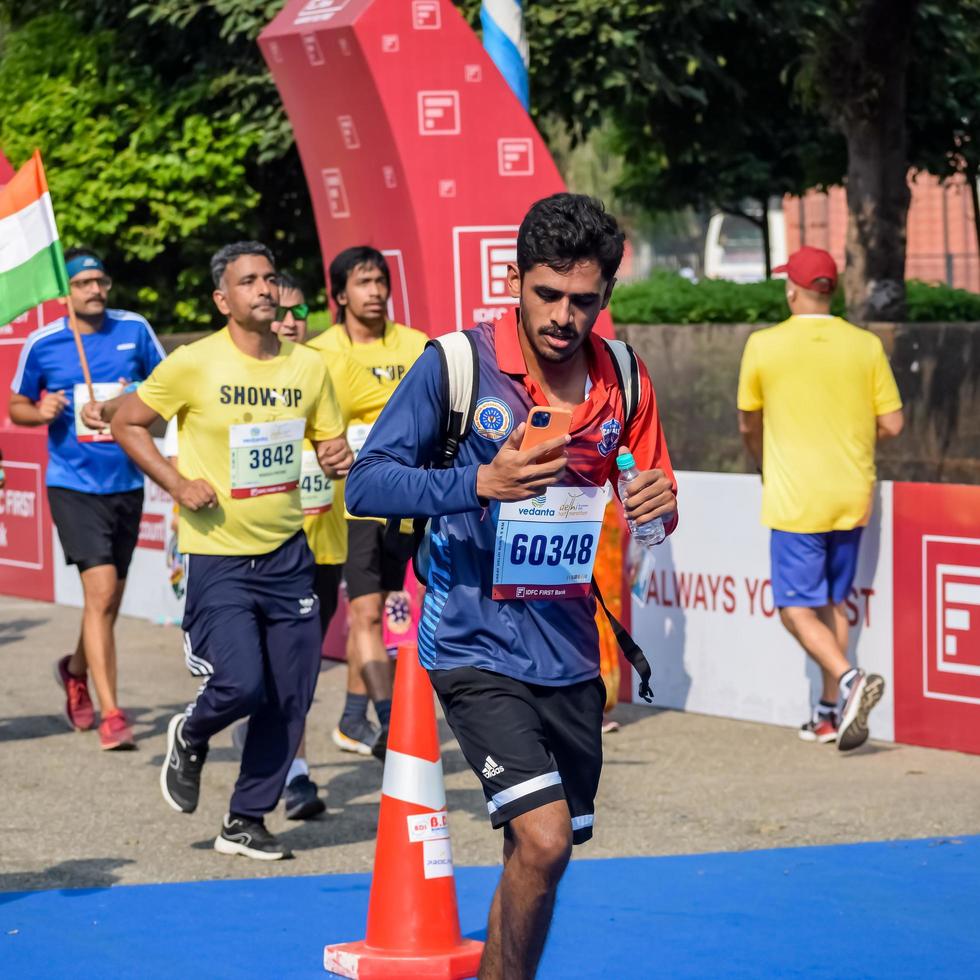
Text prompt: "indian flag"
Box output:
[[0, 150, 68, 328]]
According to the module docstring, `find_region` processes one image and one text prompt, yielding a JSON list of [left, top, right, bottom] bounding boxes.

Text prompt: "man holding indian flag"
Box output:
[[3, 151, 165, 750]]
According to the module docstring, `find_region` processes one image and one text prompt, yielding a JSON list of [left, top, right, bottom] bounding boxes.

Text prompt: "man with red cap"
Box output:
[[736, 246, 904, 751]]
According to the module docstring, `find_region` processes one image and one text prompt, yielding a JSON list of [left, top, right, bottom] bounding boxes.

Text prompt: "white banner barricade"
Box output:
[[629, 472, 895, 741]]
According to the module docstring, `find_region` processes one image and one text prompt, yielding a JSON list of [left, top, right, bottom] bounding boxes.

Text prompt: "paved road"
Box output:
[[1, 596, 978, 892]]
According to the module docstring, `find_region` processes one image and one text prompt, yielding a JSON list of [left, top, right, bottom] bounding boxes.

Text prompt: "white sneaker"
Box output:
[[838, 671, 885, 751], [331, 724, 377, 756]]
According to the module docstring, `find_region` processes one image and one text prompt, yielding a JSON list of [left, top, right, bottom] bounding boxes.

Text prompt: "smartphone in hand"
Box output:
[[520, 407, 573, 462]]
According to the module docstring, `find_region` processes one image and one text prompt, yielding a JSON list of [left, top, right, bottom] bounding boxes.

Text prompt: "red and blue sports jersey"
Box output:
[[345, 313, 676, 685], [11, 310, 165, 495]]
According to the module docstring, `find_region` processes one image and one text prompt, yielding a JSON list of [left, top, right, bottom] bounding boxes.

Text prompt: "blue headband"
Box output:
[[66, 254, 105, 281]]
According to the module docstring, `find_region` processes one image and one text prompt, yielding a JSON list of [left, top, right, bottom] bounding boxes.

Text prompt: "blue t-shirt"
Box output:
[[11, 309, 165, 494], [344, 318, 675, 686]]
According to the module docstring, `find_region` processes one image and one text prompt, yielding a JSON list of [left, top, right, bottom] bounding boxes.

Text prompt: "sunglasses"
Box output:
[[276, 303, 309, 321], [71, 276, 112, 291]]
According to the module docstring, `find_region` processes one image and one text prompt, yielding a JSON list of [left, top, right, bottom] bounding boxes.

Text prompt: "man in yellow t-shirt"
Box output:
[[111, 242, 352, 861], [308, 246, 427, 759], [737, 246, 904, 753]]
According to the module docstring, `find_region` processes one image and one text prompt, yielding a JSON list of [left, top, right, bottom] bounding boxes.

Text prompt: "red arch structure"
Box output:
[[259, 0, 613, 337]]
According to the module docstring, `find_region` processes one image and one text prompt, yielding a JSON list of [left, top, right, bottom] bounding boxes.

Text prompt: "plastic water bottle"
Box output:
[[616, 452, 666, 546]]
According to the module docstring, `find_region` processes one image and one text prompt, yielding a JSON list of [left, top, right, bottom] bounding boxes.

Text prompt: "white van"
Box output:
[[703, 204, 787, 282]]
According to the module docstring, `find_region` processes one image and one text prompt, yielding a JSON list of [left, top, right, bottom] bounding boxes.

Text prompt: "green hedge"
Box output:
[[609, 271, 980, 324]]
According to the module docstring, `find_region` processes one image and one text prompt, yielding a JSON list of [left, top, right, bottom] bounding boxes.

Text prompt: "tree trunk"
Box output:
[[760, 197, 772, 280], [841, 0, 916, 322]]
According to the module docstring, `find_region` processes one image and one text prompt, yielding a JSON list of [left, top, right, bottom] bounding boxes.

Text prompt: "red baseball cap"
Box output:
[[773, 246, 838, 293]]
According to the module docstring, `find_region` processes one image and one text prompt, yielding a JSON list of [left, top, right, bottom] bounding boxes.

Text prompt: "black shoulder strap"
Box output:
[[591, 575, 654, 703]]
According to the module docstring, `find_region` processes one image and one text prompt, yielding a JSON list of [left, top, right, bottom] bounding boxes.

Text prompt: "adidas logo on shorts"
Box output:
[[482, 755, 504, 779], [299, 596, 315, 615]]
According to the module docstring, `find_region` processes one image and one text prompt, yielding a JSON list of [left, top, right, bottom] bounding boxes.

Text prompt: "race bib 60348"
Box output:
[[492, 486, 606, 601]]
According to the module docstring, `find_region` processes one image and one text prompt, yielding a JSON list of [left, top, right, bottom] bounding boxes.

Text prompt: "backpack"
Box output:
[[389, 328, 655, 702]]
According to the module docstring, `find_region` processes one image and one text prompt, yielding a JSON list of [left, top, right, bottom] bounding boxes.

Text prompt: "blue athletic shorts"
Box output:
[[770, 528, 863, 608]]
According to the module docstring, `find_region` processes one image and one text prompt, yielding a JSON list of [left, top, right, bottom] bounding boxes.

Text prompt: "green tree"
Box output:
[[0, 12, 267, 326], [794, 0, 919, 320], [0, 0, 320, 329], [457, 1, 844, 281], [460, 0, 980, 319], [794, 1, 980, 318], [603, 8, 845, 281], [905, 1, 980, 265]]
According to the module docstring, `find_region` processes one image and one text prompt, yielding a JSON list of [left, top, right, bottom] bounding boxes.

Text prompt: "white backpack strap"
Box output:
[[427, 330, 479, 467], [603, 337, 641, 426]]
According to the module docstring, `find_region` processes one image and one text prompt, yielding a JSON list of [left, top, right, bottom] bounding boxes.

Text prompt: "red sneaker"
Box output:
[[798, 715, 838, 744], [99, 709, 135, 751], [53, 655, 95, 731]]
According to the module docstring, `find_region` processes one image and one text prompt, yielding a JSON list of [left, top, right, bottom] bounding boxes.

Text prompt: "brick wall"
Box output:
[[784, 175, 980, 292]]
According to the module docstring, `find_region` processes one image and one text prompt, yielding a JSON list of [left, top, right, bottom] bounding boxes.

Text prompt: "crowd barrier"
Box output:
[[630, 472, 980, 756], [2, 443, 978, 756]]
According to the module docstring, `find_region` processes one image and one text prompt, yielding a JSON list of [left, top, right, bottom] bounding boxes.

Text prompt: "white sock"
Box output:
[[814, 700, 837, 722], [286, 757, 309, 784]]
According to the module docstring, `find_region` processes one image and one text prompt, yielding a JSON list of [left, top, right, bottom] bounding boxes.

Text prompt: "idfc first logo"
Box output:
[[452, 227, 520, 331]]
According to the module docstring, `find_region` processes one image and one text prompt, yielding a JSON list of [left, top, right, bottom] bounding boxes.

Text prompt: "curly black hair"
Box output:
[[517, 193, 625, 282]]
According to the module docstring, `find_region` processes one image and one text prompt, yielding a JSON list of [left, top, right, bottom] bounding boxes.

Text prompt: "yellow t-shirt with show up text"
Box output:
[[737, 315, 902, 533], [138, 328, 344, 557]]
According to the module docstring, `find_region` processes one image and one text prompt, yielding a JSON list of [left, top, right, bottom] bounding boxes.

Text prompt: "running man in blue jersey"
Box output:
[[346, 195, 677, 980], [8, 248, 165, 750]]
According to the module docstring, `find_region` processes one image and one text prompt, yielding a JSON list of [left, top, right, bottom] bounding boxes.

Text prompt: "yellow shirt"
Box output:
[[737, 315, 902, 533], [138, 328, 344, 556], [308, 321, 427, 431], [300, 350, 407, 561], [300, 433, 347, 566], [309, 322, 427, 525]]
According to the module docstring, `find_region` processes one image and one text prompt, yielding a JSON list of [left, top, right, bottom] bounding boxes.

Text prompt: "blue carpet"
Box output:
[[1, 836, 977, 978]]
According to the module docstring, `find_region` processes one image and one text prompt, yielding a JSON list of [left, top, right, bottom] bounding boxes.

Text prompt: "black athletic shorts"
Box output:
[[430, 666, 605, 845], [314, 562, 343, 638], [48, 486, 143, 576], [345, 519, 414, 600]]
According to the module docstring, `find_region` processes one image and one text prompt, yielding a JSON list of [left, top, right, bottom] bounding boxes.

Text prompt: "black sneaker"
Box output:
[[838, 671, 885, 752], [284, 774, 326, 821], [371, 725, 388, 763], [161, 713, 207, 813], [214, 813, 293, 861]]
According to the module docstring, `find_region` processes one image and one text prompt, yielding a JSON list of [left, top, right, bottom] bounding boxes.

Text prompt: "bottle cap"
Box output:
[[616, 452, 636, 470]]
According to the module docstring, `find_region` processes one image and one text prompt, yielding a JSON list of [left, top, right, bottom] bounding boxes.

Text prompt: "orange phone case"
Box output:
[[520, 407, 573, 461]]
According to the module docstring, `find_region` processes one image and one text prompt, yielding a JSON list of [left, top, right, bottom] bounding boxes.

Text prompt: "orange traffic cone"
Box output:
[[324, 643, 484, 979]]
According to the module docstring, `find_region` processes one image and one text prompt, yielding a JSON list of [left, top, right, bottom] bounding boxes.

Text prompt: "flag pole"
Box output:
[[481, 0, 530, 110], [64, 297, 95, 404]]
